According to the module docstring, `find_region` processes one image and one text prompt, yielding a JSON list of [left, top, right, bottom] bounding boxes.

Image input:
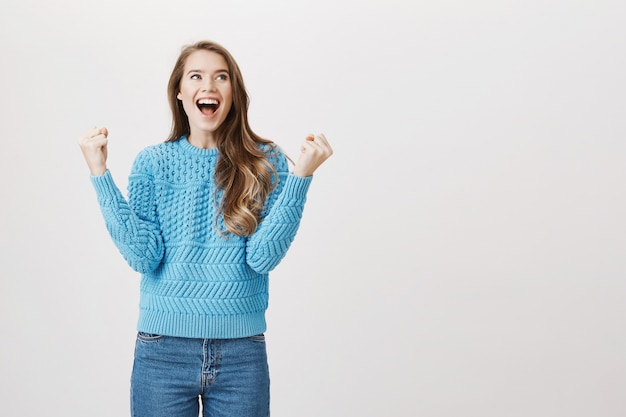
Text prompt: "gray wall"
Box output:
[[1, 0, 625, 416]]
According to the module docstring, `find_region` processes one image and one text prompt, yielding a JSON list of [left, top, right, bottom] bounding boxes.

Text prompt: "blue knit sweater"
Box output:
[[90, 137, 312, 339]]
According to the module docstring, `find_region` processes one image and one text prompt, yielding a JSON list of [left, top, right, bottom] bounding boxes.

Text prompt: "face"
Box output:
[[177, 50, 233, 144]]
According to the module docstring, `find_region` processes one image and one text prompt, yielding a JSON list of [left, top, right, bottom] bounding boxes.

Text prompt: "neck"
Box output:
[[188, 131, 218, 149]]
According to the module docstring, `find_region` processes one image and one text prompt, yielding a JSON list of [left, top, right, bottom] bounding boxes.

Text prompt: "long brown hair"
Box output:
[[166, 40, 277, 236]]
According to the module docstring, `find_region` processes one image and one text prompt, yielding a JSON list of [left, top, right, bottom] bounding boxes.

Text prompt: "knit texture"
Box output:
[[91, 137, 312, 338]]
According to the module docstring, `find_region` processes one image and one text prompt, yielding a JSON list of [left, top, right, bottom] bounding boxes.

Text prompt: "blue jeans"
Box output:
[[131, 333, 270, 417]]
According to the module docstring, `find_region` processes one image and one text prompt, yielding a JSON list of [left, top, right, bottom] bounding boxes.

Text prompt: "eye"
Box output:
[[190, 73, 201, 80], [216, 73, 229, 81]]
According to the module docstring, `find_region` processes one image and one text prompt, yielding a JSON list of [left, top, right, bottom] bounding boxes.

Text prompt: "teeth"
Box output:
[[197, 98, 218, 105]]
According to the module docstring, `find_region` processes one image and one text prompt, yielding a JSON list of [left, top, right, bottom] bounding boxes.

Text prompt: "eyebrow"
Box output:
[[186, 69, 230, 75]]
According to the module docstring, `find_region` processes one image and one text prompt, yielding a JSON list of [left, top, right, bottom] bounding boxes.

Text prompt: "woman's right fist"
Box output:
[[78, 126, 109, 176]]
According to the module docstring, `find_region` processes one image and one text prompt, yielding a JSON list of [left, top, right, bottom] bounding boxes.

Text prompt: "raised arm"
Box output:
[[78, 127, 165, 273], [246, 134, 332, 273]]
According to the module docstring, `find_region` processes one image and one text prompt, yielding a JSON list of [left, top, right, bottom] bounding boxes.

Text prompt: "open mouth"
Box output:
[[197, 98, 219, 116]]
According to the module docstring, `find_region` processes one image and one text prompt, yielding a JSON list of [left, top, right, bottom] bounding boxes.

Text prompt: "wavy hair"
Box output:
[[166, 40, 277, 236]]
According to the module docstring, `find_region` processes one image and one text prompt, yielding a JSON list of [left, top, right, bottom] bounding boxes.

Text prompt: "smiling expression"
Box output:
[[177, 50, 233, 147]]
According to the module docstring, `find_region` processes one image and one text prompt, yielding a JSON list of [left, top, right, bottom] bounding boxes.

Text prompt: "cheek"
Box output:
[[225, 88, 234, 109], [179, 91, 194, 109], [224, 98, 234, 115]]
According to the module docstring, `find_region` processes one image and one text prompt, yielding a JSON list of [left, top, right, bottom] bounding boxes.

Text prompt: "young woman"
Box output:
[[78, 40, 332, 417]]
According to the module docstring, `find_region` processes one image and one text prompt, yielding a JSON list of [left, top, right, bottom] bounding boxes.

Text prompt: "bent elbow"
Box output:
[[131, 260, 160, 274], [246, 240, 291, 274], [247, 257, 278, 275], [124, 239, 164, 274]]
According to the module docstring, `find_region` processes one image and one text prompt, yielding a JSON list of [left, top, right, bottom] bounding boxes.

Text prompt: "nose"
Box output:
[[201, 78, 216, 92]]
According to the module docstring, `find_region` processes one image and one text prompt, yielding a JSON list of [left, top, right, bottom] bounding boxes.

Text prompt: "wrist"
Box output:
[[292, 165, 314, 177], [90, 166, 107, 176]]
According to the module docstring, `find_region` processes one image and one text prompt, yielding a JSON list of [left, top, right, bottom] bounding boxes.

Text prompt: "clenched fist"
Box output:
[[292, 133, 333, 177], [78, 126, 109, 176]]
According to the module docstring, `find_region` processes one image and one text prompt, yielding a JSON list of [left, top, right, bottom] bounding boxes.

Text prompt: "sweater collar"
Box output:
[[180, 136, 219, 157]]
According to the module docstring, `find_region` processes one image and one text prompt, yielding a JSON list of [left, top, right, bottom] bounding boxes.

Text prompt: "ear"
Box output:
[[177, 92, 182, 100]]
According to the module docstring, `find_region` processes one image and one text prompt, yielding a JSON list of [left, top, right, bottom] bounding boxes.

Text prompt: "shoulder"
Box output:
[[142, 140, 180, 158], [261, 142, 289, 173], [131, 141, 179, 175]]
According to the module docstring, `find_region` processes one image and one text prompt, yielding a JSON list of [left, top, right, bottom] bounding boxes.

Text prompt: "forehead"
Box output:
[[183, 50, 229, 71]]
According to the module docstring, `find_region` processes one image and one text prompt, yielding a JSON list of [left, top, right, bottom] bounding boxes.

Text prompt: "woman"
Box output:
[[78, 40, 332, 417]]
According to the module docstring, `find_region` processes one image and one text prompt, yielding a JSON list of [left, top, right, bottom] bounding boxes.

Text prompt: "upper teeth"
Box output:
[[198, 99, 218, 105]]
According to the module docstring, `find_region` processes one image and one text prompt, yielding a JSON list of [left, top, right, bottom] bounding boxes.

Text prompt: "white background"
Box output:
[[1, 0, 625, 416]]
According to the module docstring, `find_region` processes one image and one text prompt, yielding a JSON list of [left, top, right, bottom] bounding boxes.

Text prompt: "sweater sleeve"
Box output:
[[245, 151, 312, 274], [90, 149, 165, 274]]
